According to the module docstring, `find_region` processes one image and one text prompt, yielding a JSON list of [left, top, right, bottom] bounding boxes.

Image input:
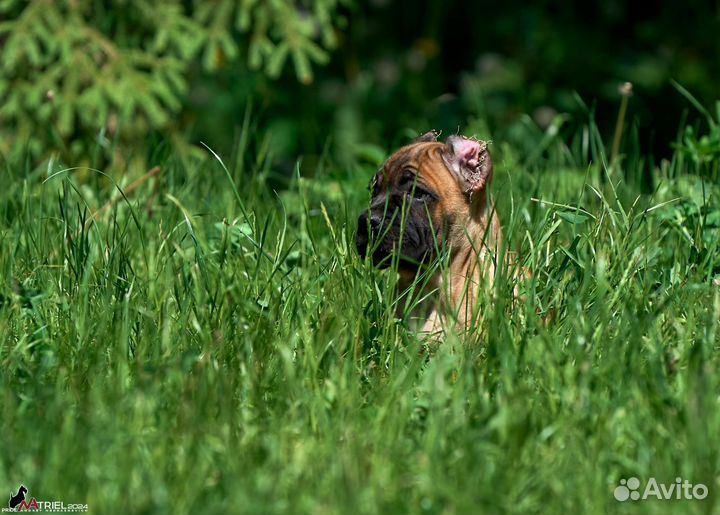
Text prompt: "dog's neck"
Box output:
[[423, 190, 502, 335], [396, 190, 502, 338], [444, 190, 498, 264]]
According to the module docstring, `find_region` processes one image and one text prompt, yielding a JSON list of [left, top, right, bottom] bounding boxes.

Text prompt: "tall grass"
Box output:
[[0, 110, 718, 514]]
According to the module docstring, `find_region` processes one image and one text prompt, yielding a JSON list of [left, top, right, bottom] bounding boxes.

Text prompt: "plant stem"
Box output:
[[611, 82, 633, 173]]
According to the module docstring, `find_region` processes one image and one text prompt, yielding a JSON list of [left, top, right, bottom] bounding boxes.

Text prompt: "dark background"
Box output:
[[189, 0, 720, 169], [2, 0, 718, 175]]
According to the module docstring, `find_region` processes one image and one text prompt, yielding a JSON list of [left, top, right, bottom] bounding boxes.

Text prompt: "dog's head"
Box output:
[[356, 131, 493, 270]]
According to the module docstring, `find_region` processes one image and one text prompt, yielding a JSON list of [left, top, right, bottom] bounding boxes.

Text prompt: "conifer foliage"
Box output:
[[0, 0, 345, 160]]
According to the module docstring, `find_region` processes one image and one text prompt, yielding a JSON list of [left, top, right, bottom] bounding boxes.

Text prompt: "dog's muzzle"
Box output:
[[356, 206, 432, 268], [356, 209, 386, 264]]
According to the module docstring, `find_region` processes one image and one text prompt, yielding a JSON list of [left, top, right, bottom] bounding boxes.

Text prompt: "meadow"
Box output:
[[1, 107, 719, 515]]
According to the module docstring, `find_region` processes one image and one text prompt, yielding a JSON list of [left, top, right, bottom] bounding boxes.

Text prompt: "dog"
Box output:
[[8, 485, 27, 510], [356, 130, 504, 337]]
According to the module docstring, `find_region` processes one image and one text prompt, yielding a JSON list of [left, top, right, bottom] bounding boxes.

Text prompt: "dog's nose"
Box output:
[[357, 209, 390, 259]]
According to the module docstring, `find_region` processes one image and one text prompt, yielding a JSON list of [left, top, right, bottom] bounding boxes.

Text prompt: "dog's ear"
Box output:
[[444, 135, 493, 195], [414, 130, 440, 143]]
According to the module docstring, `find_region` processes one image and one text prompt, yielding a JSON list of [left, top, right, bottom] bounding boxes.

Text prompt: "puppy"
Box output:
[[356, 131, 503, 337]]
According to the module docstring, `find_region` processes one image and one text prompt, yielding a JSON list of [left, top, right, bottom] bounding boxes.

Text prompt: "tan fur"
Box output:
[[379, 141, 503, 337]]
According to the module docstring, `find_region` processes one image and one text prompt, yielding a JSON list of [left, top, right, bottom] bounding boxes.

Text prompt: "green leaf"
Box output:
[[266, 41, 289, 78], [353, 143, 386, 165], [291, 47, 312, 84], [557, 210, 589, 225], [671, 79, 717, 128]]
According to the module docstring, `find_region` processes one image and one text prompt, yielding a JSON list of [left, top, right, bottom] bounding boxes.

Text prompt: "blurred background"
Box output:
[[1, 0, 719, 179]]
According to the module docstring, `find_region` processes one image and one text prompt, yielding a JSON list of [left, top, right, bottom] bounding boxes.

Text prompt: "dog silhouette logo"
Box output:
[[8, 486, 27, 511]]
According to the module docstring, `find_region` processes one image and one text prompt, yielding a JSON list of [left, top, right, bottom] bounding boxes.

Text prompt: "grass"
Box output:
[[0, 112, 719, 515]]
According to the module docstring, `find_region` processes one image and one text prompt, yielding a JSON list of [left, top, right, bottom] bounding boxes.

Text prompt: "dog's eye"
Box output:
[[399, 173, 435, 201], [410, 186, 435, 201], [399, 172, 420, 189]]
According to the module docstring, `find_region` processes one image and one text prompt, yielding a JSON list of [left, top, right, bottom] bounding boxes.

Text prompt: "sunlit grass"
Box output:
[[0, 120, 719, 514]]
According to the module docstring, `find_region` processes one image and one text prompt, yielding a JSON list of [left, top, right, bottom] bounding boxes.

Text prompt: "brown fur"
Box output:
[[357, 134, 504, 338]]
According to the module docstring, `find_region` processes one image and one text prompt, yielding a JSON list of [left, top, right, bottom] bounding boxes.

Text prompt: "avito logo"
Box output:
[[614, 477, 708, 502]]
